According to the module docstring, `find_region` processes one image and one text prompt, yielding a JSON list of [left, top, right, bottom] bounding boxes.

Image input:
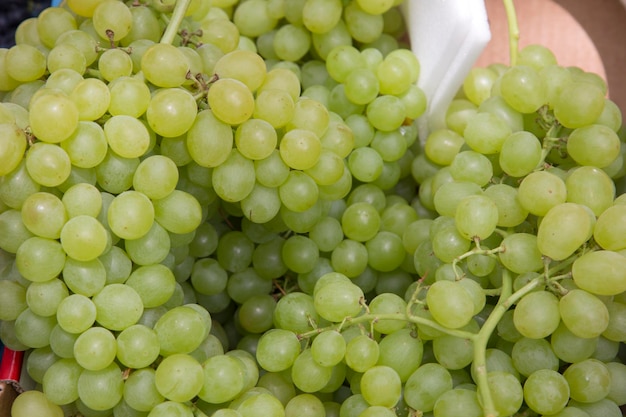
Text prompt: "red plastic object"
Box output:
[[0, 346, 24, 416], [0, 348, 24, 382]]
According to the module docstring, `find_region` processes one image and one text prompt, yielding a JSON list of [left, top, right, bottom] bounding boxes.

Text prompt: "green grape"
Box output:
[[216, 230, 254, 273], [132, 155, 179, 201], [432, 322, 478, 370], [209, 77, 256, 126], [431, 224, 471, 264], [61, 183, 101, 219], [154, 353, 204, 403], [310, 330, 345, 367], [305, 149, 345, 186], [523, 369, 570, 415], [499, 131, 542, 177], [77, 362, 124, 411], [92, 0, 132, 41], [511, 336, 559, 377], [56, 293, 96, 334], [477, 371, 523, 416], [278, 170, 319, 212], [141, 43, 189, 88], [154, 305, 208, 355], [559, 289, 609, 339], [25, 142, 72, 188], [15, 235, 66, 283], [237, 294, 276, 334], [343, 67, 379, 105], [273, 290, 319, 332], [279, 129, 322, 170], [146, 87, 198, 138], [281, 235, 319, 274], [564, 358, 612, 403], [360, 365, 401, 408], [566, 124, 621, 168], [6, 43, 47, 82], [11, 389, 64, 417], [553, 80, 606, 128], [107, 190, 154, 239], [572, 250, 626, 296], [270, 23, 309, 62], [60, 215, 108, 262], [80, 280, 133, 323], [432, 181, 482, 218], [116, 324, 159, 369], [341, 201, 380, 242], [348, 147, 384, 183], [454, 194, 498, 241], [365, 231, 405, 272], [186, 109, 233, 168], [537, 202, 594, 261], [14, 307, 56, 348], [125, 263, 176, 307], [98, 48, 133, 81], [426, 280, 475, 329], [365, 293, 405, 334], [42, 357, 82, 406], [478, 94, 525, 132], [46, 43, 86, 75], [235, 118, 277, 161], [463, 112, 512, 154], [253, 88, 295, 129], [145, 401, 193, 417], [448, 151, 492, 187], [404, 362, 453, 412], [370, 129, 407, 163], [604, 301, 626, 342], [344, 333, 379, 373], [0, 122, 26, 177], [366, 95, 406, 132], [62, 252, 105, 296], [498, 232, 543, 273], [499, 65, 547, 113], [568, 399, 622, 417], [153, 189, 202, 234], [256, 328, 301, 372], [20, 191, 66, 240], [325, 45, 364, 83], [463, 67, 498, 105], [513, 290, 560, 339], [107, 76, 151, 117], [291, 348, 333, 393], [60, 121, 107, 169], [518, 44, 557, 69], [551, 321, 598, 363], [123, 368, 164, 412], [0, 280, 27, 321], [36, 6, 78, 48], [343, 0, 383, 43], [284, 393, 325, 417], [566, 166, 615, 216], [445, 98, 478, 135], [69, 78, 110, 122], [424, 129, 465, 167], [314, 272, 364, 322], [517, 170, 567, 216], [73, 326, 117, 371], [432, 388, 483, 417]]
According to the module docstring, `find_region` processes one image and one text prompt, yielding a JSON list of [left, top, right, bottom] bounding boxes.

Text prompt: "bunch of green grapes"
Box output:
[[1, 1, 626, 417]]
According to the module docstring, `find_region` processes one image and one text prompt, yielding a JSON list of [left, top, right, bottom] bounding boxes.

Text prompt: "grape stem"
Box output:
[[160, 0, 192, 45], [503, 0, 520, 66]]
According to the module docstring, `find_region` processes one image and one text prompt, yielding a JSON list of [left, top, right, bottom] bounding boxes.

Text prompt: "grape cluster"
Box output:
[[0, 1, 625, 417]]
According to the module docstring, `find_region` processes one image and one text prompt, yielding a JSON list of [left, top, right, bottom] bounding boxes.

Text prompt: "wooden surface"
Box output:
[[476, 0, 626, 115]]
